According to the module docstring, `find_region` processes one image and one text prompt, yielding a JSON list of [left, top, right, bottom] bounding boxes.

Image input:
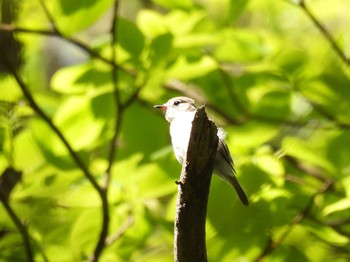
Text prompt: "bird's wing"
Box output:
[[218, 138, 235, 170]]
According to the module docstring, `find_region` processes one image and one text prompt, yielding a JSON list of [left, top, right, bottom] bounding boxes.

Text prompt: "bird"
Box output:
[[154, 96, 249, 206]]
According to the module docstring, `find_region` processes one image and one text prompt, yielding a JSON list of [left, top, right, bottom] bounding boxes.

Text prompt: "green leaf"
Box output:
[[149, 33, 173, 65], [323, 198, 350, 216], [53, 93, 113, 150], [256, 154, 285, 179], [166, 10, 206, 35], [1, 75, 23, 101], [48, 0, 114, 35], [152, 0, 194, 9], [304, 220, 349, 245], [201, 0, 248, 24], [30, 119, 76, 169], [166, 55, 218, 80], [274, 47, 307, 75], [70, 208, 101, 258], [327, 130, 350, 172], [13, 129, 44, 170], [51, 63, 111, 94], [282, 137, 336, 175], [215, 29, 265, 62], [253, 89, 292, 119], [136, 163, 176, 199], [117, 17, 145, 58], [228, 122, 279, 150], [137, 10, 168, 38]]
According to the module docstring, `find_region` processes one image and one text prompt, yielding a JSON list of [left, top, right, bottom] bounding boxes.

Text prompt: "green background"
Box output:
[[1, 0, 350, 261]]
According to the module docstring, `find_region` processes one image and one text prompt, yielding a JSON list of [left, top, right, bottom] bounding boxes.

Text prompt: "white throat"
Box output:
[[169, 110, 196, 164]]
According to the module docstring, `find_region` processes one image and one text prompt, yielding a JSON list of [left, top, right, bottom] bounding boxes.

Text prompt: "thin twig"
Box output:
[[105, 213, 134, 246], [3, 58, 104, 262], [8, 68, 102, 194], [106, 0, 121, 179], [39, 0, 59, 33], [4, 68, 105, 259], [0, 176, 34, 262], [298, 0, 349, 66], [164, 78, 350, 129], [0, 23, 135, 76], [91, 1, 121, 261]]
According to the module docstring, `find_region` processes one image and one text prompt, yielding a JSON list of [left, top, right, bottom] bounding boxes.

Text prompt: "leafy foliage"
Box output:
[[1, 0, 350, 261]]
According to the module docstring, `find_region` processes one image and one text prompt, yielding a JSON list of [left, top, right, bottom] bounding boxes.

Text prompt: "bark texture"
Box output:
[[174, 106, 218, 262]]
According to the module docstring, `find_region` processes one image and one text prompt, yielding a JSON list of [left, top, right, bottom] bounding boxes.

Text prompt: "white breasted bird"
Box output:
[[154, 96, 249, 206]]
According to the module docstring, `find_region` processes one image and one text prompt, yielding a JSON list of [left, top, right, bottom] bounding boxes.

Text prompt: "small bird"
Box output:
[[154, 96, 249, 206]]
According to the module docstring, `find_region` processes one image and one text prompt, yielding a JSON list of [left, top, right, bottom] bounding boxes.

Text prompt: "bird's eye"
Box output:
[[173, 100, 181, 106]]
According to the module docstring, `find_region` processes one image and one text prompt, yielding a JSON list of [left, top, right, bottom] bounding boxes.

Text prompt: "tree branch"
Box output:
[[106, 0, 121, 180], [3, 56, 109, 261], [6, 65, 101, 194], [0, 23, 135, 76], [174, 107, 218, 262], [0, 168, 34, 262], [164, 78, 350, 130], [91, 1, 121, 261], [298, 0, 350, 66]]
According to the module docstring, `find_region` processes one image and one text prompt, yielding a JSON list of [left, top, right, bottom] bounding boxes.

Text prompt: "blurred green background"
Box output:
[[1, 0, 350, 261]]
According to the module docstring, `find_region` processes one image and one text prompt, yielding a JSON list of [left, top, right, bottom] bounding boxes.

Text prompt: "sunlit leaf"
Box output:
[[323, 198, 350, 216], [53, 93, 113, 150], [51, 63, 111, 94], [152, 0, 194, 9], [117, 18, 145, 58], [228, 122, 279, 150], [215, 29, 266, 62], [166, 55, 218, 80], [304, 220, 349, 245], [48, 0, 114, 35], [5, 0, 350, 260], [201, 0, 248, 23], [282, 137, 336, 175], [255, 154, 285, 180], [165, 10, 206, 35], [70, 208, 101, 258], [137, 10, 168, 38]]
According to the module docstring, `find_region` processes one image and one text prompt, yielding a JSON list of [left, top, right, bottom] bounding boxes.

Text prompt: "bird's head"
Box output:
[[154, 96, 197, 122]]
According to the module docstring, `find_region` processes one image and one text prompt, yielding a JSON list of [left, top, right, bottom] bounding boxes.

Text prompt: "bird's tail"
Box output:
[[225, 174, 249, 206]]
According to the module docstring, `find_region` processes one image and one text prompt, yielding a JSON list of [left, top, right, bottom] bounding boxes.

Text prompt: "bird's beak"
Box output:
[[154, 104, 167, 111]]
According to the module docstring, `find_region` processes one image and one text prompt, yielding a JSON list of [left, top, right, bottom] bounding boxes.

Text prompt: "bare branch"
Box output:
[[298, 0, 350, 66], [164, 78, 350, 130], [39, 0, 59, 33], [0, 168, 34, 262], [174, 107, 218, 262], [0, 23, 135, 76], [106, 0, 122, 179], [91, 1, 121, 261], [5, 65, 101, 194]]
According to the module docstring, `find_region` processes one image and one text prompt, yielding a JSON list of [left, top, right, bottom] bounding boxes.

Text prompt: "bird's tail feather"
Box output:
[[225, 175, 249, 206]]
